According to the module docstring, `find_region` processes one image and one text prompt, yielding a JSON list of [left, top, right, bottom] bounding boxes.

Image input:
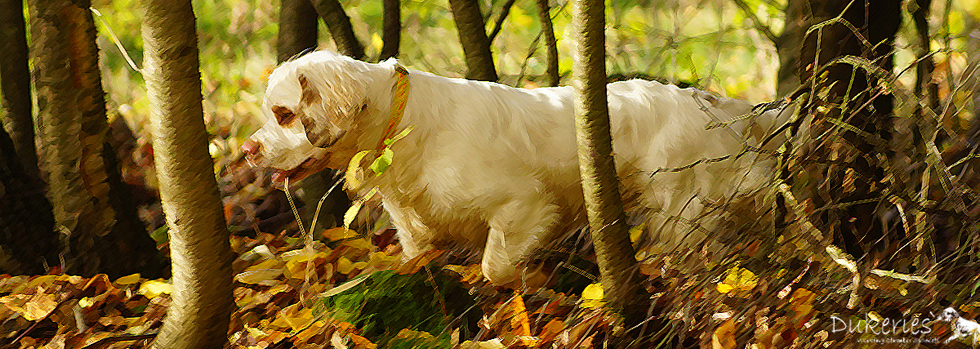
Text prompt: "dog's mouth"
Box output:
[[271, 155, 332, 184]]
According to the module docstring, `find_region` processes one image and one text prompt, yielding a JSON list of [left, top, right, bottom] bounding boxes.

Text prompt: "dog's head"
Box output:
[[242, 51, 380, 183]]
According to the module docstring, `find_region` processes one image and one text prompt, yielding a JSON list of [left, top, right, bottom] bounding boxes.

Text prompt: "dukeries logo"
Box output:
[[829, 307, 979, 345]]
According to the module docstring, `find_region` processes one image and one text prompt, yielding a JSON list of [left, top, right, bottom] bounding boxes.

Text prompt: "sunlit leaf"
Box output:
[[369, 148, 393, 174], [115, 273, 141, 285], [235, 269, 283, 285], [711, 318, 736, 349], [581, 283, 604, 308], [321, 274, 369, 297], [322, 227, 358, 241], [717, 266, 758, 294], [137, 280, 172, 299]]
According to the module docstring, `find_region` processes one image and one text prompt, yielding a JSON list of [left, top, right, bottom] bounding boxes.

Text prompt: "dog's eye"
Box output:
[[271, 105, 296, 126]]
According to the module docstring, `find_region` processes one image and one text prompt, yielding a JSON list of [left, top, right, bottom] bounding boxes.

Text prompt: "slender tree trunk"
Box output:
[[30, 0, 165, 278], [0, 125, 57, 275], [309, 0, 365, 60], [277, 0, 351, 232], [571, 0, 648, 335], [277, 0, 319, 63], [0, 0, 40, 181], [535, 0, 560, 87], [381, 0, 401, 60], [775, 0, 805, 96], [798, 0, 901, 259], [486, 0, 516, 43], [143, 0, 234, 347], [912, 0, 938, 112], [448, 0, 498, 81]]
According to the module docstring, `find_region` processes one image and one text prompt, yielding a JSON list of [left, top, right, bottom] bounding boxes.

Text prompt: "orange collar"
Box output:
[[376, 64, 410, 151]]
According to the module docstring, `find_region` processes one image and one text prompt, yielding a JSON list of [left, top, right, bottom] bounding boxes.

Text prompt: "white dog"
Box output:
[[242, 51, 782, 285], [942, 307, 980, 345]]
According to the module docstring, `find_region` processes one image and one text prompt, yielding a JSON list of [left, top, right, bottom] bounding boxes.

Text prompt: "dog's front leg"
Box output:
[[482, 198, 559, 286], [383, 200, 436, 260]]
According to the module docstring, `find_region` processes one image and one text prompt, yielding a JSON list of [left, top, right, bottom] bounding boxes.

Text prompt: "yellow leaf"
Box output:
[[21, 289, 58, 321], [444, 264, 483, 284], [538, 318, 565, 343], [717, 266, 758, 294], [340, 238, 374, 252], [272, 303, 314, 333], [371, 32, 383, 53], [344, 188, 377, 229], [115, 273, 141, 285], [246, 258, 285, 272], [137, 280, 172, 299], [79, 297, 95, 308], [322, 227, 358, 241], [395, 328, 435, 343], [346, 150, 373, 190], [581, 283, 604, 308], [629, 224, 645, 244], [336, 257, 366, 275], [712, 319, 736, 349], [396, 250, 445, 274], [235, 269, 283, 285]]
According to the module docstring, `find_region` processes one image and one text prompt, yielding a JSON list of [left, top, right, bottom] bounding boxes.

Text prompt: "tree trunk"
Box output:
[[775, 0, 805, 96], [911, 0, 938, 112], [277, 0, 351, 232], [142, 0, 234, 347], [0, 0, 40, 182], [277, 0, 319, 63], [535, 0, 560, 87], [0, 125, 57, 275], [381, 0, 400, 60], [798, 0, 901, 259], [309, 0, 365, 60], [448, 0, 498, 81], [29, 0, 165, 278], [571, 0, 648, 334]]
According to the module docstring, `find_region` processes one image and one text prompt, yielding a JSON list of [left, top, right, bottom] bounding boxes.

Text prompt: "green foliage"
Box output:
[[318, 270, 480, 346]]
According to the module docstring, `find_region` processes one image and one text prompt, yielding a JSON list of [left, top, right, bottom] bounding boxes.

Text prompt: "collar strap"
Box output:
[[376, 64, 410, 150]]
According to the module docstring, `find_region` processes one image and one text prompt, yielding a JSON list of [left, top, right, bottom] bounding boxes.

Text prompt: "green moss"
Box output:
[[319, 269, 481, 346]]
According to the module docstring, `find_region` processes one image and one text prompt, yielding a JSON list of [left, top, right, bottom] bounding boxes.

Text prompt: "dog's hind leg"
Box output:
[[482, 197, 560, 286]]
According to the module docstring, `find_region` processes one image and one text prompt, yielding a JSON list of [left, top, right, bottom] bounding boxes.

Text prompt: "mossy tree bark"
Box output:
[[381, 0, 401, 60], [571, 0, 648, 336], [309, 0, 365, 60], [277, 0, 319, 63], [0, 0, 40, 181], [29, 0, 165, 278], [535, 0, 560, 87], [448, 0, 498, 81], [142, 0, 234, 347]]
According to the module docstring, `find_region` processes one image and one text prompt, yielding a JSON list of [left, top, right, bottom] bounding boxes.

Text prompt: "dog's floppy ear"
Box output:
[[298, 74, 321, 106]]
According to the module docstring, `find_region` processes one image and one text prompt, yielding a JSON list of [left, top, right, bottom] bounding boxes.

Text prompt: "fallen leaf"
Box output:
[[581, 283, 604, 308], [235, 269, 283, 285], [538, 318, 565, 344], [322, 227, 359, 241], [717, 266, 758, 295], [138, 280, 172, 299], [396, 250, 445, 275], [712, 318, 736, 349]]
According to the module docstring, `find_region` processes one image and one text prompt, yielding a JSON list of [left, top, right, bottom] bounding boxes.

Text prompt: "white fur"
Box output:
[[244, 51, 782, 285], [943, 307, 980, 345]]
